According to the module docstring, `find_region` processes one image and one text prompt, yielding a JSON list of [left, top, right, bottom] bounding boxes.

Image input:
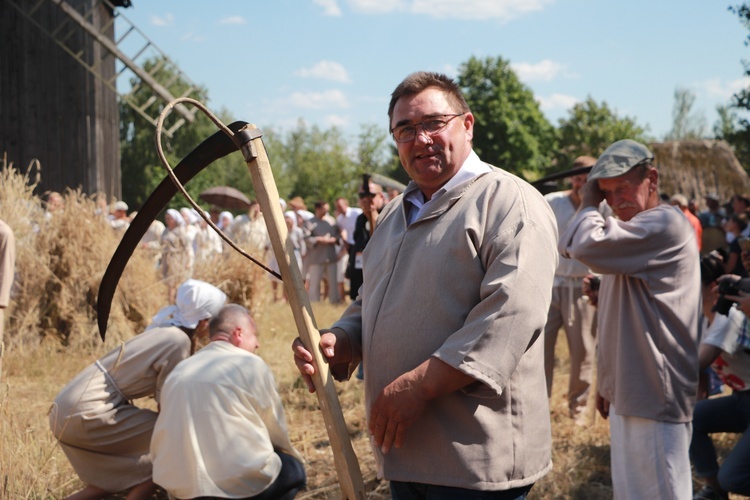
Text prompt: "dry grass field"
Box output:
[[0, 159, 742, 499]]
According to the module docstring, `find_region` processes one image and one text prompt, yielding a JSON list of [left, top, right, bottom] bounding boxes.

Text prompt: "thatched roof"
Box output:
[[651, 140, 750, 203]]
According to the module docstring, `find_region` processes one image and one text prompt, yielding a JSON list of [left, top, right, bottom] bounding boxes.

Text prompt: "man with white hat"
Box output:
[[49, 279, 227, 500], [110, 200, 130, 231], [559, 139, 700, 499]]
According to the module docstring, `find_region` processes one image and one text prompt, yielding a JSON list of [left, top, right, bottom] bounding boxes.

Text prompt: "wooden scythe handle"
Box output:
[[236, 124, 366, 500]]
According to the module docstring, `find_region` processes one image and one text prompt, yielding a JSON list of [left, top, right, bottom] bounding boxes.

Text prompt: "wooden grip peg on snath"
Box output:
[[233, 124, 366, 500]]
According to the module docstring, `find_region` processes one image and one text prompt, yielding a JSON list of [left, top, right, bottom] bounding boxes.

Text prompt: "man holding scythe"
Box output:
[[293, 71, 558, 499]]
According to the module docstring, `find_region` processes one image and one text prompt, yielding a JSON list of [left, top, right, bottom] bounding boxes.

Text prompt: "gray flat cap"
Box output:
[[588, 139, 654, 181]]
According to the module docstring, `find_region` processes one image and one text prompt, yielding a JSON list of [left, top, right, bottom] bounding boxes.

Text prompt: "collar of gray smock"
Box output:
[[588, 139, 654, 181], [404, 150, 491, 207]]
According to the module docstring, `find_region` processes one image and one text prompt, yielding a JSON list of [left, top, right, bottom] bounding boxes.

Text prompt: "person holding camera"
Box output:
[[559, 140, 700, 499], [346, 180, 386, 301], [690, 255, 750, 500], [723, 213, 749, 278]]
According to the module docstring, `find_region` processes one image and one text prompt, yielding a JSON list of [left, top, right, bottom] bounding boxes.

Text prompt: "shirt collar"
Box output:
[[404, 150, 491, 206]]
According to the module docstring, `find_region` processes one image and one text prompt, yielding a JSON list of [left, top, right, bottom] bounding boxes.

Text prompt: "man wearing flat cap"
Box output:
[[559, 139, 700, 499], [110, 200, 130, 231]]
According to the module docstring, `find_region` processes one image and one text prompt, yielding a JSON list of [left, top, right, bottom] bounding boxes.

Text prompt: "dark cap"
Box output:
[[705, 192, 720, 202], [588, 140, 654, 181]]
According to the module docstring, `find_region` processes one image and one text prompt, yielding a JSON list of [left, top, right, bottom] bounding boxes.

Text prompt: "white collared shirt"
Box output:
[[404, 150, 491, 225]]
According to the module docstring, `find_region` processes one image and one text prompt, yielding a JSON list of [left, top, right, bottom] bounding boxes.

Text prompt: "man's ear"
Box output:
[[230, 326, 243, 346], [463, 112, 474, 141]]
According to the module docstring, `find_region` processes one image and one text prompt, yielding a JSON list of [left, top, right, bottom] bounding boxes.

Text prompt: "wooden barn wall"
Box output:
[[0, 0, 121, 199]]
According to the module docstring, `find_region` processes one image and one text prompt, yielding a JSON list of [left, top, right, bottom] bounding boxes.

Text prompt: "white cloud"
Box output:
[[285, 89, 350, 109], [220, 15, 246, 25], [537, 93, 579, 111], [441, 64, 458, 79], [347, 0, 405, 14], [344, 0, 553, 20], [180, 32, 207, 43], [511, 59, 568, 82], [150, 13, 174, 26], [325, 114, 349, 127], [295, 61, 352, 83], [414, 0, 552, 21], [696, 77, 750, 101], [314, 0, 342, 16]]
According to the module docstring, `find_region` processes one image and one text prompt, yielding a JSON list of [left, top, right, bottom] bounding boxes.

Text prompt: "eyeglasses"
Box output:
[[390, 113, 466, 143]]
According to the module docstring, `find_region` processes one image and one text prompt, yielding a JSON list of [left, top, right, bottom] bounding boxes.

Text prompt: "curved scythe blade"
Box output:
[[96, 121, 248, 340], [530, 164, 593, 188]]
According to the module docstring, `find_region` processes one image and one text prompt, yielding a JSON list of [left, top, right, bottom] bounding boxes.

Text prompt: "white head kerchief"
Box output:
[[284, 210, 298, 230], [180, 207, 199, 225], [218, 211, 234, 230], [166, 208, 185, 226], [146, 279, 227, 330]]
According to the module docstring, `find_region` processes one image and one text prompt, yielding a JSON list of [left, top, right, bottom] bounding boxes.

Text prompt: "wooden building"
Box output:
[[1, 0, 121, 199]]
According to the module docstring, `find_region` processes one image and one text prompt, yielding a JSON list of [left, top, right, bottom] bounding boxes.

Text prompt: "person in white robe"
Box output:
[[151, 304, 305, 500], [49, 280, 227, 500]]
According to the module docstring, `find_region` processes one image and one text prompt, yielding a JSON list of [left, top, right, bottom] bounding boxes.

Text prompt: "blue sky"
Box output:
[[116, 0, 750, 141]]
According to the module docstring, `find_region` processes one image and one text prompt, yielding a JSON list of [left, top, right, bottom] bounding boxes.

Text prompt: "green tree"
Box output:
[[120, 58, 250, 212], [664, 87, 707, 141], [555, 97, 650, 171], [457, 55, 557, 179], [353, 123, 405, 193], [270, 120, 358, 205], [722, 3, 750, 169], [714, 104, 738, 140]]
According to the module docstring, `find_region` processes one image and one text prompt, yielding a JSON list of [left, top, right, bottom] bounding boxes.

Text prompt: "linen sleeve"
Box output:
[[559, 205, 691, 277], [703, 308, 746, 355], [254, 363, 304, 462], [330, 297, 364, 380], [434, 194, 559, 398], [152, 339, 190, 405]]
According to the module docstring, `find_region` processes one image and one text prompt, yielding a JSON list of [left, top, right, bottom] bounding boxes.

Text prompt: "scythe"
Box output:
[[97, 102, 366, 499]]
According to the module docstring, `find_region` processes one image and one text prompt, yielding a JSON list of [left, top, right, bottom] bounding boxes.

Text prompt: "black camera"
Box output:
[[359, 174, 373, 198], [589, 276, 601, 291], [713, 280, 742, 316]]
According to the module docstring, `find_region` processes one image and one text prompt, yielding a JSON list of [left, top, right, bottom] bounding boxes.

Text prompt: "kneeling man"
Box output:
[[151, 304, 306, 500]]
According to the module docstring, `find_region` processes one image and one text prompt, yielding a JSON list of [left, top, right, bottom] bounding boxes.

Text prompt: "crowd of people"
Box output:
[[45, 70, 750, 500], [99, 189, 394, 305]]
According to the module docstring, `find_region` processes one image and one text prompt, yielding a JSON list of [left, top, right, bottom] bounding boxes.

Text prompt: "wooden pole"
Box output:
[[235, 124, 366, 500]]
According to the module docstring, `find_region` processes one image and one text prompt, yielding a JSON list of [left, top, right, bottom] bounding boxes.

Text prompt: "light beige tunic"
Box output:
[[334, 158, 558, 490], [151, 341, 301, 499], [49, 327, 190, 491], [559, 204, 700, 422]]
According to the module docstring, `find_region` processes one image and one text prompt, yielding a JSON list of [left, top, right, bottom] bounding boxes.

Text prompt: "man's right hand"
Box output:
[[596, 392, 610, 419], [580, 179, 605, 210], [291, 328, 353, 393]]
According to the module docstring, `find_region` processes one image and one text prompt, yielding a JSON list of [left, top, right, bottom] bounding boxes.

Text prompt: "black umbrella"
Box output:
[[199, 186, 251, 210]]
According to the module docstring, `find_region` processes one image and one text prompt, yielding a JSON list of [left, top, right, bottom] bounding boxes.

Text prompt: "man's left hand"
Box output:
[[368, 357, 475, 454], [369, 372, 428, 454]]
